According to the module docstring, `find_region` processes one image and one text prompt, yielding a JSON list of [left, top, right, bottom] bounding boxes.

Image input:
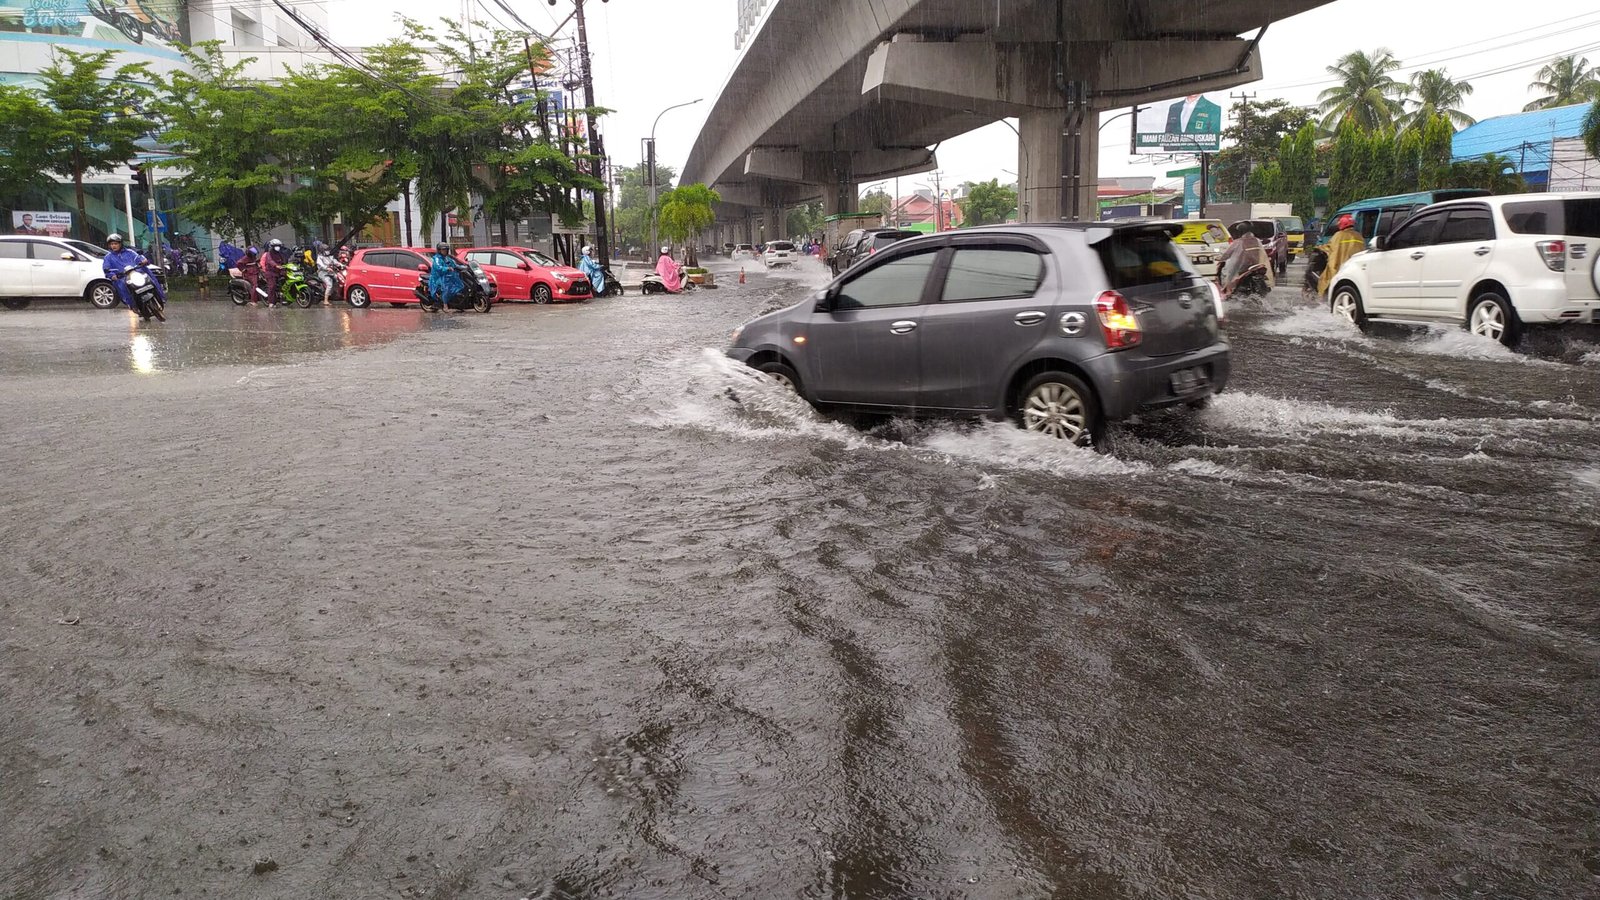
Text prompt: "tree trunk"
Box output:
[[402, 180, 413, 246], [72, 157, 89, 241]]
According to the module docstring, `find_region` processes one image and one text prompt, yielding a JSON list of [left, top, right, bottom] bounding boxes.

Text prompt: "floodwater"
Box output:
[[2, 260, 1596, 899]]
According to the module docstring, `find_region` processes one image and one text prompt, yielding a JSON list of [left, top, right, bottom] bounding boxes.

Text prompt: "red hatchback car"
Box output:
[[344, 247, 433, 308], [460, 246, 591, 303]]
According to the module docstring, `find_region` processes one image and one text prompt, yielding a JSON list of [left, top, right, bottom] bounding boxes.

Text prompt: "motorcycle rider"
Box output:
[[260, 238, 289, 307], [653, 245, 684, 294], [1316, 214, 1367, 299], [426, 242, 466, 311], [1218, 222, 1271, 297], [577, 245, 606, 297], [313, 240, 342, 306], [102, 233, 166, 314]]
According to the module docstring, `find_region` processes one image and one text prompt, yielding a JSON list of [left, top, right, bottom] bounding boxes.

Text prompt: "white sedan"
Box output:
[[0, 235, 122, 309]]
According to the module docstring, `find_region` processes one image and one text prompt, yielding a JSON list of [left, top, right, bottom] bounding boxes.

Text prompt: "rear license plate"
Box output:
[[1170, 366, 1210, 396], [1194, 255, 1213, 264]]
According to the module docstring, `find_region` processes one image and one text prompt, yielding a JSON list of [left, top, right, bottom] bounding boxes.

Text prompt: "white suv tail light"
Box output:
[[1536, 240, 1566, 272]]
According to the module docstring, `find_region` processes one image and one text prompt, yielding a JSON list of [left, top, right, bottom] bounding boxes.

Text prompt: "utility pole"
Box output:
[[931, 170, 944, 231], [572, 0, 611, 271], [1230, 91, 1256, 203]]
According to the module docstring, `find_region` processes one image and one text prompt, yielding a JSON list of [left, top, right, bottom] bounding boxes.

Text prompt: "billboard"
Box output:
[[1133, 93, 1224, 155], [1, 1, 189, 49], [11, 210, 72, 236]]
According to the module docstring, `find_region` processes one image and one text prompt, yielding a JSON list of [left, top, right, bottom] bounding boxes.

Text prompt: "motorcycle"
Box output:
[[228, 270, 268, 305], [413, 259, 493, 313], [595, 266, 624, 297], [1303, 246, 1329, 295], [121, 263, 165, 321], [278, 256, 324, 308], [180, 246, 207, 276], [640, 263, 694, 295], [1219, 261, 1272, 300]]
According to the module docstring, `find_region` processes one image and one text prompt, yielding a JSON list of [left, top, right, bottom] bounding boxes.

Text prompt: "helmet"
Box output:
[[581, 245, 593, 256], [1337, 214, 1355, 230], [435, 242, 451, 255], [246, 246, 258, 256], [313, 240, 326, 253], [106, 233, 123, 244], [660, 246, 670, 256], [267, 238, 284, 252]]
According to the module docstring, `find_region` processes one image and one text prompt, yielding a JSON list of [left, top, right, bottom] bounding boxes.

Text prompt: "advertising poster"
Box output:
[[1, 1, 189, 49], [1133, 93, 1224, 155], [11, 210, 72, 236]]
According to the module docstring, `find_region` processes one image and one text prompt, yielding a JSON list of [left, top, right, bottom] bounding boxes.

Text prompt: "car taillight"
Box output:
[[1536, 240, 1566, 272], [1094, 290, 1142, 350]]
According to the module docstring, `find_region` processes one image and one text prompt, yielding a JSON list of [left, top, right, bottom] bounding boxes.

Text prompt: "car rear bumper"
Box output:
[[1510, 285, 1600, 323], [1085, 341, 1232, 420]]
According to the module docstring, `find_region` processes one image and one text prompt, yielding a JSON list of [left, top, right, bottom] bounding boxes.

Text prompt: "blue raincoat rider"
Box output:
[[102, 233, 166, 310], [427, 242, 465, 308], [577, 244, 605, 296]]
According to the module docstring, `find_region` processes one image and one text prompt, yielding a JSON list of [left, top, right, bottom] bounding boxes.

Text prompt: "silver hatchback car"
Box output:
[[726, 223, 1230, 446]]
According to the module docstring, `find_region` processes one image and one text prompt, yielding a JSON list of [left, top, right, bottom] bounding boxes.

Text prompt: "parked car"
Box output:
[[722, 242, 736, 256], [1326, 192, 1600, 346], [0, 234, 126, 310], [762, 240, 797, 268], [1154, 219, 1230, 277], [344, 247, 434, 307], [828, 227, 910, 275], [727, 223, 1230, 447], [840, 229, 921, 273], [460, 246, 590, 303]]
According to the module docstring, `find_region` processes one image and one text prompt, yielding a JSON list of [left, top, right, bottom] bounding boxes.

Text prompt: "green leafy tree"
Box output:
[[33, 49, 155, 240], [1417, 114, 1454, 190], [1395, 128, 1423, 196], [612, 160, 675, 253], [1327, 119, 1367, 210], [1367, 129, 1398, 196], [1445, 153, 1525, 193], [1318, 48, 1407, 131], [1405, 69, 1475, 131], [1212, 98, 1312, 202], [1523, 55, 1600, 111], [1278, 123, 1319, 219], [658, 182, 719, 265], [0, 84, 52, 205], [1583, 98, 1600, 160], [860, 188, 892, 220], [786, 201, 822, 238], [959, 178, 1016, 226]]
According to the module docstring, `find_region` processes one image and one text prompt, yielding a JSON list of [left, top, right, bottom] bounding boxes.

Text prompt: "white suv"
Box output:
[[0, 235, 121, 310], [1326, 192, 1600, 346], [761, 240, 795, 268]]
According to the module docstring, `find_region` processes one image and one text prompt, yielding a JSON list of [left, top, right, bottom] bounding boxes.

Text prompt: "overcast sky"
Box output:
[[331, 0, 1600, 196]]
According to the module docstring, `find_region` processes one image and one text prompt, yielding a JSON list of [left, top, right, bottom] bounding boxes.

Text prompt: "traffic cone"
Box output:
[[738, 267, 746, 284]]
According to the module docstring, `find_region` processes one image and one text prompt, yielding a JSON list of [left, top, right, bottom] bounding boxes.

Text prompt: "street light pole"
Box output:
[[648, 97, 702, 253]]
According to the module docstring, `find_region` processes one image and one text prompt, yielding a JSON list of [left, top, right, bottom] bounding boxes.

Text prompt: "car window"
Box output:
[[1502, 198, 1600, 238], [392, 250, 426, 269], [464, 251, 494, 266], [940, 247, 1044, 303], [833, 250, 938, 310], [1094, 230, 1197, 289], [65, 239, 107, 258], [0, 241, 27, 260], [1436, 207, 1495, 244], [768, 241, 794, 252], [1386, 212, 1445, 250], [361, 251, 391, 268]]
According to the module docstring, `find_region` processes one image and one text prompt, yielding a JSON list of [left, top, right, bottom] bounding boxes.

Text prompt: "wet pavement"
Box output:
[[2, 260, 1597, 899]]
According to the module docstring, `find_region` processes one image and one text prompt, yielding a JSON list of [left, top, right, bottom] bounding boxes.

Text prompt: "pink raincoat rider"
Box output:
[[654, 247, 683, 293]]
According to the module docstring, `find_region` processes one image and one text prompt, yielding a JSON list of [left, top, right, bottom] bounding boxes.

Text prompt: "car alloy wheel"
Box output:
[[89, 282, 118, 309], [756, 360, 801, 395], [1021, 378, 1092, 446], [347, 286, 371, 308], [533, 284, 553, 304], [1330, 286, 1369, 332], [1467, 292, 1518, 346]]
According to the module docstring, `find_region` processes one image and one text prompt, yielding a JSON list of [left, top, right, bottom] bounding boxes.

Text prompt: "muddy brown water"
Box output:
[[2, 260, 1597, 899]]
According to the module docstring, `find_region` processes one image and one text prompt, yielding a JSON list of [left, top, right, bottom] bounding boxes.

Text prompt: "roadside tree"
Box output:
[[33, 49, 155, 240], [658, 182, 719, 265], [1523, 55, 1600, 111], [960, 179, 1016, 226], [1318, 48, 1406, 131]]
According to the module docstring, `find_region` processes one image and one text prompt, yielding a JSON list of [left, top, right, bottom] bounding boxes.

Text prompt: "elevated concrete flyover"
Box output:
[[683, 0, 1337, 228]]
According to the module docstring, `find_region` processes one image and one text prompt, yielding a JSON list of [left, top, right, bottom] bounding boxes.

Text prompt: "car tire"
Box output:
[[532, 284, 553, 304], [1466, 290, 1520, 347], [87, 280, 119, 309], [1016, 370, 1100, 448], [389, 302, 408, 308], [346, 285, 371, 308], [1, 297, 30, 310], [755, 360, 802, 395], [1329, 284, 1370, 333]]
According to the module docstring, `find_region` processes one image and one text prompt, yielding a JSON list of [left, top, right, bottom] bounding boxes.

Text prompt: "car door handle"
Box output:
[[1410, 251, 1425, 260], [889, 320, 918, 335], [1473, 247, 1490, 256], [1013, 310, 1047, 326]]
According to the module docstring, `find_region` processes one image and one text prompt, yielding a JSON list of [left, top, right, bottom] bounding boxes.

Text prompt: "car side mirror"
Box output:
[[60, 252, 76, 260], [1369, 236, 1384, 251], [518, 262, 531, 270], [417, 263, 430, 272], [812, 289, 831, 312]]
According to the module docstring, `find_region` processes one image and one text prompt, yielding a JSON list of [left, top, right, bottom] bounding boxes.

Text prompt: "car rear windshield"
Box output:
[[768, 241, 794, 251], [1094, 229, 1198, 289], [1501, 199, 1600, 238], [871, 232, 918, 248]]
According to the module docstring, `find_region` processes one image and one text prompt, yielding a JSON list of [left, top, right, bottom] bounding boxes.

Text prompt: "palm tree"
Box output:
[[1583, 98, 1600, 160], [1404, 69, 1475, 131], [1523, 55, 1600, 111], [1318, 48, 1407, 131]]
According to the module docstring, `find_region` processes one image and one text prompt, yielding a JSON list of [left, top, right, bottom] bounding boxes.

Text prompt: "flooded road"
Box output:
[[2, 261, 1597, 899]]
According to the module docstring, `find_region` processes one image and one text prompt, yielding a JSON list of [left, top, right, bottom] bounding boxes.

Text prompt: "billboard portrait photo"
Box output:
[[1134, 93, 1224, 154], [11, 211, 72, 236]]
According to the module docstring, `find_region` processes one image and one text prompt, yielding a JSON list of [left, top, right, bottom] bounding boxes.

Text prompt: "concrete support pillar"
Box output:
[[821, 183, 858, 217], [1021, 109, 1098, 223], [742, 215, 755, 245], [768, 207, 787, 240]]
